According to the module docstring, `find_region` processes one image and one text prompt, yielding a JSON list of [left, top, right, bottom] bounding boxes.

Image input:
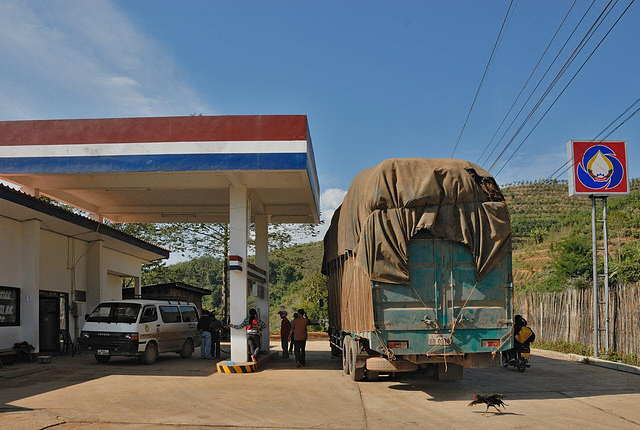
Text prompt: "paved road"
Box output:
[[1, 341, 639, 429]]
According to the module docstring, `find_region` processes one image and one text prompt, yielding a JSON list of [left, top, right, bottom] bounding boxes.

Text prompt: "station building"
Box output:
[[0, 185, 168, 353], [0, 114, 320, 364]]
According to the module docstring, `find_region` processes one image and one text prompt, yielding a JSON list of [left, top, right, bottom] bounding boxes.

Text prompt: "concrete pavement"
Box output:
[[1, 341, 639, 429]]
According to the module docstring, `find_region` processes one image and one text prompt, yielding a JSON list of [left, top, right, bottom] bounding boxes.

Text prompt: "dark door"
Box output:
[[39, 297, 59, 352]]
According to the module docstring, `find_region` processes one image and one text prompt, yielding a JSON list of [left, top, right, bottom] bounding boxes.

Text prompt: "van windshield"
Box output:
[[87, 303, 141, 324]]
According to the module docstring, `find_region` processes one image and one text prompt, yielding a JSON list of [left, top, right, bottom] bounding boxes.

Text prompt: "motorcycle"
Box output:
[[501, 345, 531, 372]]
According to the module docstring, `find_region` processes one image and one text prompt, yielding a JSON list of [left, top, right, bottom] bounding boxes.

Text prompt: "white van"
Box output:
[[79, 299, 202, 364]]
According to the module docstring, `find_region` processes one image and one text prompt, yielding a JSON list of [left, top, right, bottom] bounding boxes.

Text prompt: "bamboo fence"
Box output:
[[514, 283, 640, 357]]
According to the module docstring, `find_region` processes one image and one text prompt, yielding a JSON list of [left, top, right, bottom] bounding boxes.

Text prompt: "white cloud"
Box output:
[[316, 188, 347, 238], [0, 0, 210, 119]]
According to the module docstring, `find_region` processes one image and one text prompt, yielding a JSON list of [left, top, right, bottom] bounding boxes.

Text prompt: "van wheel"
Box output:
[[180, 339, 194, 359], [140, 343, 158, 365], [94, 354, 110, 364], [342, 337, 351, 375]]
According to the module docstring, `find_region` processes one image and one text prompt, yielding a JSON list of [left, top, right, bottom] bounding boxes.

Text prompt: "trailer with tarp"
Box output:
[[322, 158, 513, 381]]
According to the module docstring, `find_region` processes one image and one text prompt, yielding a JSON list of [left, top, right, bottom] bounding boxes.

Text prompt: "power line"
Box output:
[[481, 0, 602, 169], [476, 0, 578, 165], [488, 0, 620, 173], [450, 0, 516, 157], [494, 0, 636, 177], [547, 96, 640, 180], [551, 104, 640, 181]]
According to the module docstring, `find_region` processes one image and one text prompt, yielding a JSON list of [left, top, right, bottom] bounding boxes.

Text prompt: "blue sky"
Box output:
[[1, 0, 638, 234]]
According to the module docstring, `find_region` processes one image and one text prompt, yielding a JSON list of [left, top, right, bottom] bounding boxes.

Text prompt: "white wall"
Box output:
[[0, 216, 23, 348], [106, 273, 123, 301], [0, 217, 149, 351]]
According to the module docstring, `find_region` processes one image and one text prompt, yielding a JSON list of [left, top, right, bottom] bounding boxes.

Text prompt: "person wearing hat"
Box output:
[[278, 310, 291, 359]]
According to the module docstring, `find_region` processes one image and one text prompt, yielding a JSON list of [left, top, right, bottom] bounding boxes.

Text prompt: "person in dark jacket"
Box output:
[[197, 310, 213, 359], [278, 310, 291, 359], [210, 313, 223, 358]]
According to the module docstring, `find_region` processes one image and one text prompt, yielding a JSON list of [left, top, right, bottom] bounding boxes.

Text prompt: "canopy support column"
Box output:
[[255, 214, 270, 352], [229, 185, 249, 362]]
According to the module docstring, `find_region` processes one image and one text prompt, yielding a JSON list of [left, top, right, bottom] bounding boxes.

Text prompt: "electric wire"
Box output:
[[551, 101, 640, 181], [547, 96, 640, 180], [494, 0, 636, 177], [450, 0, 516, 157], [481, 0, 603, 169], [488, 0, 623, 173], [476, 0, 578, 165]]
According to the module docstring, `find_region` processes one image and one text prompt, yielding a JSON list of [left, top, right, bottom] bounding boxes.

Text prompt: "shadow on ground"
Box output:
[[385, 355, 640, 402]]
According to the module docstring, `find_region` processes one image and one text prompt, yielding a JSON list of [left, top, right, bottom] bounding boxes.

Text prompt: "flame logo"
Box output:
[[577, 145, 624, 190]]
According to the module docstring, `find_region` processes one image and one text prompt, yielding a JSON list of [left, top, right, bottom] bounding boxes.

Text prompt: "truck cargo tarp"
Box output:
[[322, 158, 511, 284]]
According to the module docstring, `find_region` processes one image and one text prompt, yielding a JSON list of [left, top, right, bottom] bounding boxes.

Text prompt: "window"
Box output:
[[159, 306, 182, 323], [179, 306, 198, 322], [87, 303, 140, 324], [0, 286, 20, 326], [140, 306, 158, 323]]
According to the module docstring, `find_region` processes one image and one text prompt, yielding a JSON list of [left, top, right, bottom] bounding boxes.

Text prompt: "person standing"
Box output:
[[277, 310, 291, 359], [197, 309, 213, 359], [288, 312, 298, 354], [230, 308, 265, 363], [291, 308, 311, 368], [210, 313, 223, 358]]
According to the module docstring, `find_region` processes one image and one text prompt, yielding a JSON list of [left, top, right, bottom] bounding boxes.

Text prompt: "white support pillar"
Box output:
[[229, 185, 249, 362], [21, 220, 40, 353], [86, 240, 107, 312], [255, 214, 270, 352], [134, 276, 141, 297]]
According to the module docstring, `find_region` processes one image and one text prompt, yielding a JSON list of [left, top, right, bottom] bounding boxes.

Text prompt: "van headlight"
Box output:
[[122, 333, 138, 340], [80, 331, 90, 338]]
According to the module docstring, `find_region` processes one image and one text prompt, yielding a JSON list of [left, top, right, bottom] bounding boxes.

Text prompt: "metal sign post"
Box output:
[[591, 196, 610, 358], [569, 141, 627, 358]]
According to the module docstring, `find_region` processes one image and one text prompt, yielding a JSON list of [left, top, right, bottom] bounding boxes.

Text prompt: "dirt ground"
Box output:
[[1, 341, 639, 429]]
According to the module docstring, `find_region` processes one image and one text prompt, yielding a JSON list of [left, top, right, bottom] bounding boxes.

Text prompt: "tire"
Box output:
[[342, 336, 352, 375], [349, 339, 365, 381], [180, 339, 194, 359], [140, 342, 158, 365], [94, 354, 110, 364], [517, 363, 526, 373]]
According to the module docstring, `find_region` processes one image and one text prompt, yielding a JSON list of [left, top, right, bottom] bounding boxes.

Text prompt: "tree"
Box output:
[[117, 221, 320, 320]]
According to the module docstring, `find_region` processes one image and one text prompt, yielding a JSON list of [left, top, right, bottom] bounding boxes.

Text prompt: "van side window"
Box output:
[[140, 306, 157, 323], [159, 306, 182, 323], [180, 306, 198, 322]]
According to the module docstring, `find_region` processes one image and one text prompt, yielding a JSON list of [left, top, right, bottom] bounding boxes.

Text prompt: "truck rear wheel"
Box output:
[[342, 336, 351, 375], [349, 340, 365, 381]]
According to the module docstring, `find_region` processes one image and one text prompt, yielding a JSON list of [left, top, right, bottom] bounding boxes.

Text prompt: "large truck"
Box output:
[[322, 158, 513, 381]]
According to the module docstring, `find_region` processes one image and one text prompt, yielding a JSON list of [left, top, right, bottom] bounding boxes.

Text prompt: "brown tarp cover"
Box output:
[[322, 158, 511, 284]]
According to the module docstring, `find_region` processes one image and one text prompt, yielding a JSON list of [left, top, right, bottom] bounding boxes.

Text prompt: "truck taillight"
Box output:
[[482, 339, 500, 348], [387, 340, 409, 349]]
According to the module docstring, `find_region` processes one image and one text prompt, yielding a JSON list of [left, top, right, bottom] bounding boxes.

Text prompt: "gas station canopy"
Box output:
[[0, 115, 319, 224]]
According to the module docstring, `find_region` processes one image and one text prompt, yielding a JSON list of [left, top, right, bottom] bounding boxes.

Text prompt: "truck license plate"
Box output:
[[428, 334, 451, 346], [96, 349, 109, 356]]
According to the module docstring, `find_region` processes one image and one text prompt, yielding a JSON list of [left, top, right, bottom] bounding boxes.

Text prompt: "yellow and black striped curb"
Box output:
[[216, 361, 258, 373]]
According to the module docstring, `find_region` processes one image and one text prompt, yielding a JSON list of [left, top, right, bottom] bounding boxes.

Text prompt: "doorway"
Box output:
[[39, 291, 69, 352]]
